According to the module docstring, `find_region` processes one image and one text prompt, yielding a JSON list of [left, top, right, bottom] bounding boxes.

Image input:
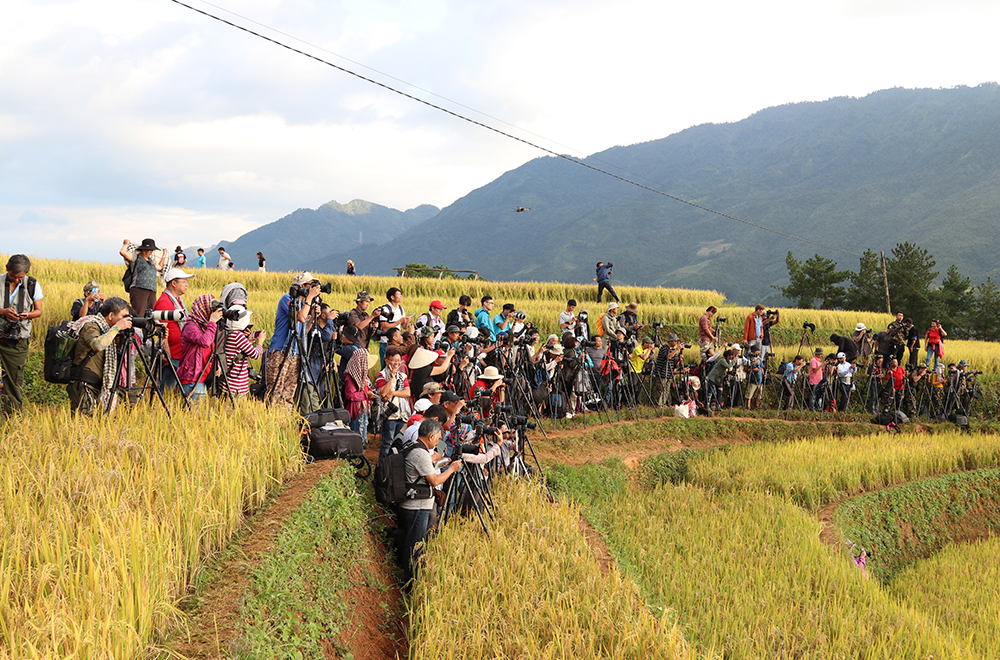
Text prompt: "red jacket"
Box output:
[[743, 313, 761, 342]]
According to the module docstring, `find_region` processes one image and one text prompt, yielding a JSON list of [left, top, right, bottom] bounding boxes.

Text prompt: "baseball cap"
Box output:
[[414, 399, 431, 413], [421, 382, 444, 396], [731, 343, 741, 352], [165, 268, 195, 283], [441, 391, 462, 403], [292, 272, 315, 286], [429, 300, 447, 310]]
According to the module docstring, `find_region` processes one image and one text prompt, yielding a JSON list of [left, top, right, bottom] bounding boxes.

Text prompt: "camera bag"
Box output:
[[373, 443, 432, 508], [304, 408, 351, 428], [304, 426, 364, 460]]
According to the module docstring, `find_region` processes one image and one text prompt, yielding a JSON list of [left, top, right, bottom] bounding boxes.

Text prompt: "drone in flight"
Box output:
[[511, 206, 530, 213]]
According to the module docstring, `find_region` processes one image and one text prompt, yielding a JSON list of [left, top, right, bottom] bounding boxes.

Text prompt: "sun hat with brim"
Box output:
[[446, 325, 461, 334], [814, 347, 824, 354], [480, 366, 504, 381], [292, 272, 315, 286], [548, 345, 564, 356], [165, 268, 195, 283], [355, 290, 372, 302], [608, 302, 619, 311], [421, 382, 444, 396], [83, 280, 100, 293], [855, 323, 867, 332], [666, 333, 680, 342], [137, 238, 158, 251], [409, 347, 439, 370]]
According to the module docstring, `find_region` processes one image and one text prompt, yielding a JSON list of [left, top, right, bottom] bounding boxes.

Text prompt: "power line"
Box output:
[[167, 0, 862, 259]]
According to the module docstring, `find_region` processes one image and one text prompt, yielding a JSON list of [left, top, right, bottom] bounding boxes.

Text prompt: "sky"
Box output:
[[3, 0, 999, 262]]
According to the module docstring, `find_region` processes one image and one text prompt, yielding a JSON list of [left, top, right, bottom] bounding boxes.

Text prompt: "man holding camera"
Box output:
[[375, 346, 411, 460], [266, 272, 321, 408], [601, 302, 621, 339], [887, 312, 908, 363], [67, 297, 133, 415], [71, 281, 104, 321], [153, 268, 194, 391], [698, 306, 718, 360], [377, 287, 409, 368], [742, 305, 766, 355], [348, 290, 379, 350], [398, 418, 463, 586], [559, 300, 579, 334], [446, 295, 474, 331], [0, 255, 44, 414], [413, 300, 447, 347]]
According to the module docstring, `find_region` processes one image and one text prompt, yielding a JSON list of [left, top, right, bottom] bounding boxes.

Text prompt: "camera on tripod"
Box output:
[[802, 322, 816, 333], [474, 421, 498, 437], [148, 309, 185, 323], [455, 413, 478, 426], [289, 281, 332, 298], [652, 321, 665, 329], [452, 441, 481, 458], [579, 338, 597, 348], [716, 316, 728, 323], [211, 301, 245, 322]]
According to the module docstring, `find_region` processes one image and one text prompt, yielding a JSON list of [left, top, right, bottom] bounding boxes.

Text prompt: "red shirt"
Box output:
[[154, 291, 186, 360], [890, 366, 905, 390]]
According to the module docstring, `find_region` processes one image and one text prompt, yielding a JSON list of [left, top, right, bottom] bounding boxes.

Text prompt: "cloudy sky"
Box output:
[[3, 0, 998, 262]]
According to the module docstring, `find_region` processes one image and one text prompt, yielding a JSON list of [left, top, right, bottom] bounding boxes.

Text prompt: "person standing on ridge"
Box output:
[[594, 261, 620, 303]]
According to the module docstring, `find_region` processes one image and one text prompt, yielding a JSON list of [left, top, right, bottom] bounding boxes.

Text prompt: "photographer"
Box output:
[[178, 294, 224, 402], [743, 305, 765, 354], [120, 238, 166, 316], [601, 302, 622, 339], [887, 312, 908, 363], [467, 365, 505, 410], [829, 332, 859, 363], [779, 355, 806, 410], [223, 306, 266, 397], [744, 346, 765, 410], [398, 418, 462, 586], [888, 358, 905, 412], [266, 273, 321, 408], [706, 348, 735, 410], [835, 352, 856, 412], [761, 309, 779, 360], [413, 300, 447, 346], [66, 297, 132, 415], [445, 295, 474, 331], [852, 323, 873, 361], [651, 333, 684, 406], [866, 354, 885, 414], [303, 301, 338, 408], [808, 348, 825, 411], [375, 346, 411, 460], [558, 299, 579, 333], [408, 346, 454, 408], [1, 254, 44, 414], [698, 306, 718, 359], [376, 287, 409, 368], [904, 363, 929, 417], [70, 281, 104, 321], [575, 309, 591, 341], [924, 320, 947, 371], [153, 268, 193, 391], [620, 302, 645, 338], [628, 337, 655, 404], [348, 290, 379, 350], [905, 318, 920, 367]]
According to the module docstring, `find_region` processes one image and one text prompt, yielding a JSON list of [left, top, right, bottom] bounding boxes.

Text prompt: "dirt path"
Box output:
[[163, 457, 406, 660]]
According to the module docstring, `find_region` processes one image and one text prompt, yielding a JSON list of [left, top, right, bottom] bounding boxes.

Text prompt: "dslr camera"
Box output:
[[802, 322, 816, 333], [211, 301, 245, 322], [289, 282, 332, 298], [148, 309, 185, 323]]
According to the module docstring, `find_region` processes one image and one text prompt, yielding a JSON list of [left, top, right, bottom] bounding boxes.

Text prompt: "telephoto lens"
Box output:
[[148, 309, 185, 322]]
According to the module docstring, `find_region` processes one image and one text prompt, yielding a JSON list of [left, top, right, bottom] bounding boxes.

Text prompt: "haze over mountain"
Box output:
[[301, 84, 1000, 303], [205, 199, 439, 272]]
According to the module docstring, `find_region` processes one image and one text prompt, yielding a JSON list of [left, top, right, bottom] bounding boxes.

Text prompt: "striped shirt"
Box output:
[[225, 332, 264, 395]]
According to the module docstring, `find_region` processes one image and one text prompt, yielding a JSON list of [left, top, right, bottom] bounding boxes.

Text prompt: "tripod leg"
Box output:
[[133, 343, 172, 418]]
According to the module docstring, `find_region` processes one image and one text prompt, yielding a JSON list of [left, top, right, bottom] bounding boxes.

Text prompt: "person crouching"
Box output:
[[67, 297, 133, 415]]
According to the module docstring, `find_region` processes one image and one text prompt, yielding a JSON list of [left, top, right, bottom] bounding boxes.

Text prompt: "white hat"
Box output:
[[855, 323, 867, 332], [480, 366, 504, 381], [607, 301, 619, 310], [731, 343, 741, 351], [228, 306, 253, 331], [165, 268, 195, 283], [837, 352, 846, 359]]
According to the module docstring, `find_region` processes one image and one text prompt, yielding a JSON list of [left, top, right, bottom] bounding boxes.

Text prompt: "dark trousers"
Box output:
[[379, 419, 405, 460], [397, 506, 432, 586], [129, 287, 158, 317], [0, 338, 29, 413], [596, 281, 619, 303]]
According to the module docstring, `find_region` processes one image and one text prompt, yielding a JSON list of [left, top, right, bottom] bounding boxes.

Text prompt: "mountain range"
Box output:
[[227, 84, 1000, 303]]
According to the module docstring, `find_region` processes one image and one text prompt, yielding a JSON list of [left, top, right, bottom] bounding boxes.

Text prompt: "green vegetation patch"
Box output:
[[546, 459, 630, 507], [833, 468, 1000, 583], [232, 464, 384, 659]]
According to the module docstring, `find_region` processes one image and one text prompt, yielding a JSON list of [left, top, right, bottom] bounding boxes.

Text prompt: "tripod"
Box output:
[[106, 329, 173, 417], [207, 322, 237, 406], [135, 323, 190, 409], [266, 298, 323, 413], [440, 451, 494, 535]]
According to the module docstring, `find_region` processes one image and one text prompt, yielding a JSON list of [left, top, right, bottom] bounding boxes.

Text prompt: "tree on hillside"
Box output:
[[774, 252, 849, 309], [935, 265, 975, 337], [844, 250, 886, 313], [971, 278, 1000, 341], [885, 242, 938, 328]]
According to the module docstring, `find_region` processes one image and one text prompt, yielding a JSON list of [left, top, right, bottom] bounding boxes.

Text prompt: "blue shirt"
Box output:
[[596, 264, 612, 283], [270, 294, 295, 353], [196, 254, 207, 268], [475, 307, 495, 341]]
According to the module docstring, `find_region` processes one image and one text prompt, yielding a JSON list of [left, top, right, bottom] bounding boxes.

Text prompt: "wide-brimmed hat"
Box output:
[[137, 238, 158, 251], [445, 325, 461, 334], [548, 345, 564, 356], [409, 347, 439, 370], [607, 301, 619, 311], [480, 366, 504, 381], [627, 302, 638, 311], [292, 272, 315, 286], [959, 360, 969, 368], [855, 323, 867, 332], [814, 347, 824, 354], [421, 381, 444, 396], [666, 333, 680, 342]]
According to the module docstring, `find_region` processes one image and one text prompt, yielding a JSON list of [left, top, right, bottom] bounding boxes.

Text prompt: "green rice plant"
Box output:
[[0, 400, 303, 657], [891, 536, 1000, 659], [588, 484, 972, 658], [409, 479, 697, 659], [686, 430, 1000, 509]]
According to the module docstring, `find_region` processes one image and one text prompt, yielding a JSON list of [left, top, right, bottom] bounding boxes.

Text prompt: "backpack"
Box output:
[[43, 321, 96, 385], [595, 313, 606, 336], [777, 361, 788, 375], [122, 257, 137, 292], [373, 442, 432, 508]]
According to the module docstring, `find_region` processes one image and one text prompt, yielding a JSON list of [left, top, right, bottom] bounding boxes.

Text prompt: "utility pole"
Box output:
[[880, 251, 891, 315]]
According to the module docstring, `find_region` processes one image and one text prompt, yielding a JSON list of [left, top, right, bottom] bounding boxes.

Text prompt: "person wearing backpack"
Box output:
[[172, 246, 187, 268], [120, 238, 166, 317], [66, 297, 132, 415], [0, 255, 44, 414], [398, 418, 463, 586]]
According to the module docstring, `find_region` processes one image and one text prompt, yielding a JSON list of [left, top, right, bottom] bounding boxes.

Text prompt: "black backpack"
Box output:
[[373, 442, 431, 507], [43, 321, 96, 385]]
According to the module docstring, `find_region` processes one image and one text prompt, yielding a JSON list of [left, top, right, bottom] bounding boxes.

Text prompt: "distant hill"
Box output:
[[206, 199, 439, 273], [306, 84, 1000, 303]]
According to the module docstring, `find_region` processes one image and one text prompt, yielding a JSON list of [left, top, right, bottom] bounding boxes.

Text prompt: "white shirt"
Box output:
[[380, 303, 406, 343]]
